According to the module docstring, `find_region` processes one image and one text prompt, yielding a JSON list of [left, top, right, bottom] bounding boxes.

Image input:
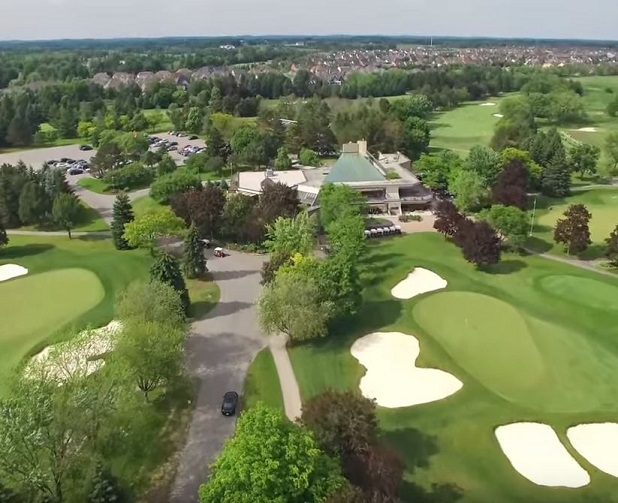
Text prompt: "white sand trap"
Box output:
[[351, 332, 462, 408], [495, 423, 589, 488], [480, 102, 496, 106], [577, 127, 597, 133], [391, 267, 447, 300], [493, 113, 504, 118], [0, 264, 28, 282], [27, 321, 123, 382], [567, 423, 618, 478]]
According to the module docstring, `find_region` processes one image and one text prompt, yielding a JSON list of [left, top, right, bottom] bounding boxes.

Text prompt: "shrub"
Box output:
[[150, 169, 202, 203], [103, 163, 154, 191]]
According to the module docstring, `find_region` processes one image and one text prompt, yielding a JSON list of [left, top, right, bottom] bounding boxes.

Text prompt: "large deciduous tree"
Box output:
[[553, 204, 592, 255], [198, 403, 344, 503], [111, 193, 135, 250], [569, 143, 600, 179], [479, 204, 528, 248], [433, 200, 464, 238], [116, 279, 186, 327], [491, 159, 528, 209], [182, 225, 207, 279], [150, 168, 202, 204], [171, 185, 226, 239], [414, 150, 463, 192], [258, 181, 300, 226], [0, 221, 8, 249], [264, 212, 316, 258], [150, 251, 190, 314], [448, 169, 487, 213], [318, 183, 366, 229], [459, 221, 502, 267], [52, 193, 82, 239], [605, 224, 618, 267], [465, 145, 501, 187], [258, 269, 335, 343], [123, 206, 185, 253]]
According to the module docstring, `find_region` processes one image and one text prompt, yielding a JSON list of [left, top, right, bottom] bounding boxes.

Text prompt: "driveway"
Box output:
[[170, 250, 266, 503]]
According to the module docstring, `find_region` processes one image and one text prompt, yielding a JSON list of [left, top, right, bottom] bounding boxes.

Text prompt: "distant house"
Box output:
[[92, 72, 111, 88], [106, 72, 135, 90], [155, 70, 174, 82], [135, 71, 156, 91]]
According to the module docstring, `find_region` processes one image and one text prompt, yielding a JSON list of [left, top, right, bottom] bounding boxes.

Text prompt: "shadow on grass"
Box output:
[[577, 243, 607, 261], [525, 236, 553, 253], [1, 243, 55, 259], [401, 481, 464, 503], [381, 427, 440, 473], [483, 259, 527, 275]]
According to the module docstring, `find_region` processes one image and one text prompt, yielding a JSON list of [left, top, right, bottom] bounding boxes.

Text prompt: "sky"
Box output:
[[1, 0, 617, 41]]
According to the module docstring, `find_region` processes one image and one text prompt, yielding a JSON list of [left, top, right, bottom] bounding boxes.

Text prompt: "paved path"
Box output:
[[528, 248, 617, 278], [7, 229, 110, 237], [268, 334, 303, 421], [170, 251, 267, 503]]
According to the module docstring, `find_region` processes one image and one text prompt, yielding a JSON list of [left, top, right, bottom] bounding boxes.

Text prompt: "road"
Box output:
[[170, 250, 267, 503]]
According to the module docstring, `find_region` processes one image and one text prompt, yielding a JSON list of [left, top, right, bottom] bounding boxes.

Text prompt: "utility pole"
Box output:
[[528, 197, 537, 237]]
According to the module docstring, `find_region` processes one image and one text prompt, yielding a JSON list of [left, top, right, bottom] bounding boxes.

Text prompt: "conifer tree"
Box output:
[[87, 462, 127, 503], [111, 192, 135, 250], [183, 225, 207, 279], [150, 251, 190, 314]]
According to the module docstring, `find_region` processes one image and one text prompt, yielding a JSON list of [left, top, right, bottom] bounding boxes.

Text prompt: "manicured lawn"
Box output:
[[528, 188, 618, 258], [289, 233, 618, 502], [77, 176, 111, 194], [19, 201, 109, 233], [132, 195, 161, 216], [0, 268, 104, 386], [243, 349, 284, 410], [429, 97, 505, 153], [0, 235, 152, 391], [187, 276, 220, 321]]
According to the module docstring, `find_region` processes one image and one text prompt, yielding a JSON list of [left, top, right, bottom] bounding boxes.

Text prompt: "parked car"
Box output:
[[167, 146, 178, 152], [188, 135, 198, 140], [60, 158, 74, 163], [221, 391, 239, 416], [68, 168, 84, 175], [169, 141, 178, 146], [79, 144, 93, 151]]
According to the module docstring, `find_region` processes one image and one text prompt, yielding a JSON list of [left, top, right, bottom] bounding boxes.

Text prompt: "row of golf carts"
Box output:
[[364, 225, 402, 238]]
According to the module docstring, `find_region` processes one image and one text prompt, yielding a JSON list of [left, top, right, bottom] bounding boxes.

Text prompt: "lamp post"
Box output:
[[528, 197, 537, 237]]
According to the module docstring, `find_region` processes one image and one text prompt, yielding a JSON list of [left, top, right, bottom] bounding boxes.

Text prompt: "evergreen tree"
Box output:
[[605, 224, 618, 267], [87, 462, 128, 503], [541, 158, 571, 198], [0, 220, 8, 249], [150, 251, 190, 314], [183, 225, 207, 279], [111, 193, 135, 250], [18, 181, 46, 226], [554, 204, 592, 255]]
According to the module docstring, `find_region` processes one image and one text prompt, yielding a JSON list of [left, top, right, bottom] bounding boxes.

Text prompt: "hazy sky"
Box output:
[[1, 0, 617, 41]]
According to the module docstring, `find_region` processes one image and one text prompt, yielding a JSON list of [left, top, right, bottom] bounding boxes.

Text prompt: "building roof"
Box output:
[[325, 152, 386, 184], [237, 170, 306, 194]]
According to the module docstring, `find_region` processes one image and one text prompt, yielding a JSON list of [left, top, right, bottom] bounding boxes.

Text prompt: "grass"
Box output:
[[17, 201, 109, 233], [288, 232, 618, 502], [243, 349, 284, 410], [429, 97, 505, 153], [132, 195, 161, 217], [143, 108, 174, 133], [0, 268, 104, 387], [187, 276, 220, 320], [527, 188, 618, 259], [77, 177, 111, 194], [0, 235, 152, 392]]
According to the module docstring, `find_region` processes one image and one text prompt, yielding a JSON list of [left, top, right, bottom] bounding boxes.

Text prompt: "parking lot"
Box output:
[[0, 133, 207, 170]]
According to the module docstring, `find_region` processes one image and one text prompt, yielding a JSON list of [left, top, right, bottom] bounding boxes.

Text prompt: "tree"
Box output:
[[52, 193, 82, 238], [111, 193, 135, 250], [479, 204, 528, 248], [553, 204, 592, 255], [258, 269, 335, 343], [264, 212, 316, 258], [156, 153, 177, 177], [605, 224, 618, 267], [606, 95, 618, 118], [605, 132, 618, 173], [274, 146, 292, 170], [0, 221, 8, 249], [115, 319, 185, 400], [90, 141, 122, 177], [465, 145, 501, 187], [150, 168, 202, 203], [569, 143, 600, 179], [318, 183, 366, 229], [260, 252, 292, 285], [299, 147, 321, 167], [116, 279, 186, 327], [87, 462, 128, 503], [18, 181, 46, 226], [258, 181, 300, 225], [459, 221, 502, 267], [399, 116, 430, 160], [145, 109, 164, 132], [414, 151, 463, 191], [221, 192, 257, 242], [123, 206, 185, 253], [499, 147, 542, 189], [491, 159, 528, 209], [205, 125, 227, 160], [448, 169, 487, 212], [171, 185, 226, 239], [541, 158, 571, 198], [150, 251, 190, 314], [185, 107, 204, 134], [183, 225, 207, 279], [198, 403, 344, 503], [433, 200, 463, 238]]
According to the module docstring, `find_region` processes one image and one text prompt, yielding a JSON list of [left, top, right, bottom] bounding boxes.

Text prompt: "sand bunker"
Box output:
[[493, 113, 504, 118], [0, 264, 28, 282], [391, 267, 447, 300], [351, 332, 462, 408], [577, 127, 597, 133], [27, 321, 122, 382], [567, 423, 618, 478], [480, 102, 496, 106], [495, 423, 589, 488]]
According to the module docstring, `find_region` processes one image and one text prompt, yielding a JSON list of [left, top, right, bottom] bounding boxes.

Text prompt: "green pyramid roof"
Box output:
[[325, 152, 386, 183]]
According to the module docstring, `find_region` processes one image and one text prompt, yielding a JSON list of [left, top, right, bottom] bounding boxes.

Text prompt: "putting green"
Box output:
[[0, 268, 104, 376], [414, 291, 618, 412], [538, 275, 618, 311]]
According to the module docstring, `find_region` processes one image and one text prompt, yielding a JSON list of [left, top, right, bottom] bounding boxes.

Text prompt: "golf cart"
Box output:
[[214, 247, 226, 258]]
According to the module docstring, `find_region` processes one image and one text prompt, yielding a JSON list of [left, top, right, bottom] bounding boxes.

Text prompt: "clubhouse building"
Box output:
[[232, 140, 433, 215]]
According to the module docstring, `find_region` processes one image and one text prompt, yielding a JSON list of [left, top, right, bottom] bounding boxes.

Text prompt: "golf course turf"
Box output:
[[288, 232, 618, 502]]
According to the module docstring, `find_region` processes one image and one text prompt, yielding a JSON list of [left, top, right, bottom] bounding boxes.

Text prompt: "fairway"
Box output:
[[289, 233, 618, 502], [429, 98, 504, 153], [0, 268, 104, 380]]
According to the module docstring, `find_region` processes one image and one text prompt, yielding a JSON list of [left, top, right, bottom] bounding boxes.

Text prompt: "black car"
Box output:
[[60, 157, 74, 163], [79, 144, 93, 151], [188, 135, 198, 140], [221, 391, 239, 416]]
